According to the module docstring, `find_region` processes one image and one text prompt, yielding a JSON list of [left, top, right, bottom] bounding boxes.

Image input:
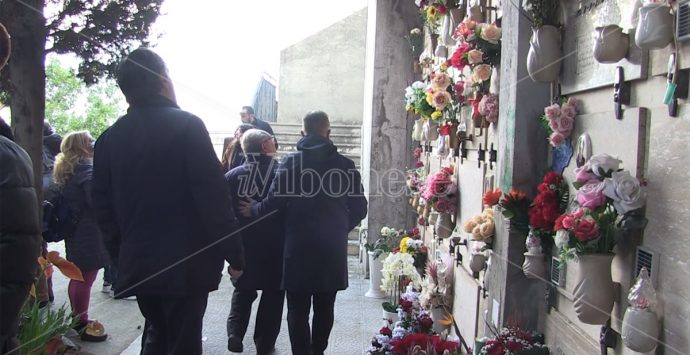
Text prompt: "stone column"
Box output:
[[484, 1, 552, 332], [361, 0, 421, 242]]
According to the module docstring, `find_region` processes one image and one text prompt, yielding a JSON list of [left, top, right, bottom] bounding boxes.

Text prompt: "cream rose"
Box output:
[[479, 221, 495, 238], [431, 72, 451, 90], [602, 171, 647, 214], [471, 215, 485, 225], [472, 64, 492, 83], [589, 154, 622, 177], [467, 49, 484, 64], [463, 220, 477, 233], [471, 225, 484, 241], [431, 91, 452, 110], [554, 230, 570, 249], [480, 23, 501, 44]]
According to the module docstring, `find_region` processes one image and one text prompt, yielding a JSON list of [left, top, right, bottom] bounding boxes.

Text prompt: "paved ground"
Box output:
[[45, 241, 383, 355]]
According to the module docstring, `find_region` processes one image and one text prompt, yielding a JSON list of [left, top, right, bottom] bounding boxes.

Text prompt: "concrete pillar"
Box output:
[[361, 0, 421, 241], [485, 1, 552, 332]]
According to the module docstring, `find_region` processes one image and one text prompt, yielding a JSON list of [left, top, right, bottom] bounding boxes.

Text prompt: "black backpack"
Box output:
[[42, 192, 79, 242]]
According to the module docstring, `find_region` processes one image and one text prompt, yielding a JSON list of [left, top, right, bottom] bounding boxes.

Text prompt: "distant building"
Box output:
[[251, 73, 278, 123], [277, 7, 367, 125]]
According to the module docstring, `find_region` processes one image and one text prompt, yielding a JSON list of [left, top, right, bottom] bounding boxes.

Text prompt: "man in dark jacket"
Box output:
[[240, 106, 274, 135], [92, 48, 245, 355], [240, 111, 368, 355], [225, 129, 285, 354], [0, 118, 42, 353]]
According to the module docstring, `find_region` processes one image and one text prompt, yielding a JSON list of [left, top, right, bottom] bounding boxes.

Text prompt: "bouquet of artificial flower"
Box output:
[[541, 97, 580, 147], [420, 165, 458, 214]]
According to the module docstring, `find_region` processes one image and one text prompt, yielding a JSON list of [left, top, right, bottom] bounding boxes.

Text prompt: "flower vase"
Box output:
[[423, 119, 439, 142], [635, 4, 673, 49], [430, 33, 439, 53], [621, 308, 659, 352], [522, 252, 546, 279], [412, 119, 424, 142], [435, 212, 454, 239], [430, 306, 451, 334], [449, 8, 465, 28], [382, 309, 399, 328], [569, 254, 615, 324], [448, 123, 459, 152], [526, 25, 562, 82], [423, 205, 431, 219], [593, 25, 628, 63], [366, 251, 386, 298], [469, 253, 487, 273], [429, 211, 439, 225]]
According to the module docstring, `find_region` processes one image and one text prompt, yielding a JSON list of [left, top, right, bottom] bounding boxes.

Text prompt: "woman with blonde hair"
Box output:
[[53, 130, 108, 342]]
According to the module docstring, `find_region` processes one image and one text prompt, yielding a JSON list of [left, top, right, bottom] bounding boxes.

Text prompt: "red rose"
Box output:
[[379, 326, 392, 337], [554, 214, 567, 231], [418, 314, 434, 329], [542, 206, 560, 226], [400, 299, 413, 313], [574, 216, 599, 241], [529, 209, 548, 230], [439, 124, 451, 136], [541, 190, 558, 204], [561, 214, 577, 230], [537, 182, 549, 193], [543, 172, 563, 186], [437, 4, 447, 14]]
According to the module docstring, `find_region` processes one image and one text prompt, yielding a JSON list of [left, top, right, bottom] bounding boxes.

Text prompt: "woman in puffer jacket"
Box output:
[[53, 131, 108, 342]]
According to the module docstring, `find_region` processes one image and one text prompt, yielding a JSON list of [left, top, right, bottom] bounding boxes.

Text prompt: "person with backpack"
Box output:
[[53, 130, 108, 342]]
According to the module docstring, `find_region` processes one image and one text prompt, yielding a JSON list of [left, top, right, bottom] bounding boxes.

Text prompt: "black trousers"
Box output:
[[136, 293, 209, 355], [286, 290, 337, 355], [226, 288, 285, 353]]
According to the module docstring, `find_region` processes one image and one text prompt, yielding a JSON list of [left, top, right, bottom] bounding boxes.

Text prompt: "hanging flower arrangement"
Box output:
[[420, 165, 458, 214], [554, 154, 648, 263], [413, 0, 460, 33], [405, 81, 436, 119], [540, 97, 580, 147]]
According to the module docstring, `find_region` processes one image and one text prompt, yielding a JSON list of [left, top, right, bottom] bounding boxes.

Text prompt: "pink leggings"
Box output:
[[68, 270, 98, 324]]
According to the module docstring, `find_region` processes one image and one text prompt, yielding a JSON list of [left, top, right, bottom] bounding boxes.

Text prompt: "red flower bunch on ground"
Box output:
[[390, 333, 460, 355], [479, 326, 548, 355], [529, 172, 567, 232]]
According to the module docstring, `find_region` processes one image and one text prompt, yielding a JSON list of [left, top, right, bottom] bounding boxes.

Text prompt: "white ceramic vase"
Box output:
[[423, 119, 439, 142], [435, 212, 454, 239], [382, 310, 399, 328], [522, 252, 546, 279], [635, 4, 673, 49], [412, 119, 424, 142], [593, 25, 628, 64], [570, 254, 615, 324], [621, 308, 659, 352], [366, 251, 386, 298], [526, 25, 562, 82]]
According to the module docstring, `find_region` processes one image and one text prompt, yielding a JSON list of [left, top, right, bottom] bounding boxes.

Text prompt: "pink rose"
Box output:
[[467, 49, 484, 64], [549, 132, 565, 147], [576, 182, 607, 209], [573, 208, 585, 218], [560, 104, 576, 120], [574, 166, 599, 184], [435, 198, 449, 212], [574, 216, 600, 241], [431, 72, 451, 90], [472, 64, 492, 82], [431, 91, 452, 110], [454, 82, 465, 96], [567, 97, 580, 111], [557, 115, 574, 136], [561, 214, 576, 230], [548, 117, 559, 132], [544, 104, 560, 120]]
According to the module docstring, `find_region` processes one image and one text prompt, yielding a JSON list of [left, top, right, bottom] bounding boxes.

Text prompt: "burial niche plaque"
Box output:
[[561, 0, 647, 94]]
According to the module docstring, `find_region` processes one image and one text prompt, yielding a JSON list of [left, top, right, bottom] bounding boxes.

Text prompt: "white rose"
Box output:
[[602, 171, 647, 214], [588, 154, 622, 177], [554, 230, 570, 249]]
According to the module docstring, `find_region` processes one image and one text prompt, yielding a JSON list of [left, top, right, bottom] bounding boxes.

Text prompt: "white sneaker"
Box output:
[[101, 284, 111, 293]]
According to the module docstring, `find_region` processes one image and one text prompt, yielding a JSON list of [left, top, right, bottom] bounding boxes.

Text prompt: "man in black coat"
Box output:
[[225, 129, 285, 354], [92, 48, 245, 355], [0, 118, 41, 353], [240, 111, 368, 355], [240, 105, 274, 135]]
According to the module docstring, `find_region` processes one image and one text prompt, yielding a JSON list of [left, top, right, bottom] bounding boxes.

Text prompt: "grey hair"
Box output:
[[241, 129, 272, 154]]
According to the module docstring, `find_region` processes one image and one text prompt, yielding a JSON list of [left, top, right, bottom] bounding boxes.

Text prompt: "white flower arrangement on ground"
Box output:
[[381, 252, 422, 293]]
